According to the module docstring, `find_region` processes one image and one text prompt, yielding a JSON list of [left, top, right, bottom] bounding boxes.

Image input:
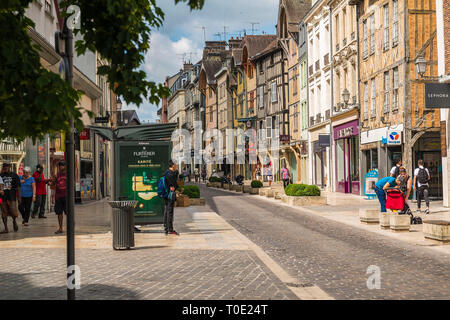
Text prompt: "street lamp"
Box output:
[[342, 88, 350, 105], [116, 96, 122, 126], [415, 55, 427, 77]]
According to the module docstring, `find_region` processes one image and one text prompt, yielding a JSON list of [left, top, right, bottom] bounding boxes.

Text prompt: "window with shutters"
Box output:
[[392, 0, 399, 46], [369, 14, 375, 55], [363, 20, 368, 58], [383, 4, 389, 51], [370, 78, 376, 118], [393, 67, 399, 110], [364, 82, 369, 120], [271, 82, 277, 103], [384, 71, 390, 113]]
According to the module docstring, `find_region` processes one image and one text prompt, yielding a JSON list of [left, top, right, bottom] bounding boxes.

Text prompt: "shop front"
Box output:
[[333, 120, 360, 194]]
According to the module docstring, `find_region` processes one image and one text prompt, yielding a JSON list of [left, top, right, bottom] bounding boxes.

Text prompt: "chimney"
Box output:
[[183, 62, 193, 71]]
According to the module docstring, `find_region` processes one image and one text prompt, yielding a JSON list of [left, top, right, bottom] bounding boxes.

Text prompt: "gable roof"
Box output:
[[241, 35, 278, 59]]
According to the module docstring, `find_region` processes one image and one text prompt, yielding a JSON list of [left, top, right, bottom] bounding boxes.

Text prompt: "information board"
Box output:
[[364, 169, 378, 200], [116, 141, 171, 224]]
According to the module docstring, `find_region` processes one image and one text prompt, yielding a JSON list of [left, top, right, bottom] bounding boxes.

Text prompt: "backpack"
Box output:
[[157, 173, 169, 199], [417, 168, 429, 184]]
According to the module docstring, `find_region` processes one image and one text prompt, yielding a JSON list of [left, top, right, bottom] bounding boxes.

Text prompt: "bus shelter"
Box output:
[[89, 123, 177, 224]]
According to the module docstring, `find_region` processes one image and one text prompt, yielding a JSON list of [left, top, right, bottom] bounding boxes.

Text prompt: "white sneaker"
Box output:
[[416, 209, 421, 214], [425, 208, 430, 214]]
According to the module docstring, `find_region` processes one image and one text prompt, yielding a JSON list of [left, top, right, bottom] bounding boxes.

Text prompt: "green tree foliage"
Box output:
[[0, 0, 205, 141], [181, 185, 200, 198]]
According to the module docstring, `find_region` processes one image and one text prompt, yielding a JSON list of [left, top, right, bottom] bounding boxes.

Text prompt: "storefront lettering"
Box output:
[[338, 127, 353, 139]]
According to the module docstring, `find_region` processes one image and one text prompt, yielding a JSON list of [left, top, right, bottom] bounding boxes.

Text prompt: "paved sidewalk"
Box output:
[[0, 199, 306, 300], [240, 187, 450, 255]]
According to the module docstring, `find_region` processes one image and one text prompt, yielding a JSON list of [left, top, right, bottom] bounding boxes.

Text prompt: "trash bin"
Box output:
[[108, 201, 138, 250]]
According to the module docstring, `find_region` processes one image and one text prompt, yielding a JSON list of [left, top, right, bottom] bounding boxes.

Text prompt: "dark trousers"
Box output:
[[283, 179, 290, 188], [19, 197, 33, 223], [417, 186, 430, 209], [164, 198, 175, 232], [32, 194, 46, 217], [375, 187, 387, 212]]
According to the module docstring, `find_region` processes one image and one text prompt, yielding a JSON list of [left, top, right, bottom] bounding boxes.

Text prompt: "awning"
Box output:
[[88, 123, 178, 141]]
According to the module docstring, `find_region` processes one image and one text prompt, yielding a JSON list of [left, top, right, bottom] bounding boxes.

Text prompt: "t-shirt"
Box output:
[[414, 166, 430, 188], [33, 171, 47, 195], [390, 165, 401, 177], [266, 167, 273, 176], [0, 172, 20, 201], [19, 176, 35, 198], [281, 168, 289, 180], [375, 177, 397, 189], [55, 172, 67, 200]]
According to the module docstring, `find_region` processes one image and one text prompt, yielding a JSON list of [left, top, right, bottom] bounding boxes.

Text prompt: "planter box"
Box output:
[[359, 209, 380, 224], [274, 190, 283, 200], [223, 183, 230, 190], [189, 198, 206, 206], [212, 182, 221, 188], [175, 194, 190, 207], [283, 195, 326, 206], [206, 182, 211, 187], [259, 188, 268, 197], [243, 185, 251, 193], [422, 220, 450, 242], [390, 214, 410, 232], [379, 212, 392, 229], [234, 185, 243, 192], [250, 188, 260, 195], [265, 189, 274, 198]]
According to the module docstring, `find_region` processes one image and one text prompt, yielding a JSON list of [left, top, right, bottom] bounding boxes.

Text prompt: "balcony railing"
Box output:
[[309, 65, 314, 76], [336, 44, 340, 52], [343, 38, 347, 47], [315, 60, 320, 72]]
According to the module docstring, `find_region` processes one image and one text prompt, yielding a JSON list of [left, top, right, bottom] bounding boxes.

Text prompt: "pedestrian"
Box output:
[[281, 166, 290, 189], [32, 164, 49, 219], [18, 167, 35, 226], [414, 159, 431, 214], [374, 175, 400, 212], [182, 168, 187, 182], [187, 167, 191, 182], [194, 167, 199, 183], [162, 160, 179, 235], [201, 167, 207, 183], [390, 157, 402, 178], [0, 162, 21, 233], [266, 162, 273, 187], [397, 167, 412, 202], [255, 164, 262, 181], [51, 161, 67, 234]]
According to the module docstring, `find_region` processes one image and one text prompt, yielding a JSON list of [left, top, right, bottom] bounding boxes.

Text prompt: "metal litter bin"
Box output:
[[108, 201, 138, 250]]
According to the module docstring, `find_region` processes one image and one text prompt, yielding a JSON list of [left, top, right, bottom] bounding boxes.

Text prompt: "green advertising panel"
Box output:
[[116, 141, 171, 224]]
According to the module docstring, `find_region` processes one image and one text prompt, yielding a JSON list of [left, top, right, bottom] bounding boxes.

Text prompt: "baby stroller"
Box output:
[[385, 188, 422, 224]]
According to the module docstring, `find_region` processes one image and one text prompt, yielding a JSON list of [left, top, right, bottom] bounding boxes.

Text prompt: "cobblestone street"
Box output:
[[0, 200, 298, 300]]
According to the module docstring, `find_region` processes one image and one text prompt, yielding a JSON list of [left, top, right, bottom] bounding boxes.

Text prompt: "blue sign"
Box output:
[[364, 169, 378, 200]]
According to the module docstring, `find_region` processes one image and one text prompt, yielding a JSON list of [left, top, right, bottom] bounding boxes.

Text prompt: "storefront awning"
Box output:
[[88, 123, 178, 141]]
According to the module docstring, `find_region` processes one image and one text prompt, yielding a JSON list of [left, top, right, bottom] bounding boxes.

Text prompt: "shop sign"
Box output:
[[425, 83, 450, 108], [318, 134, 330, 148], [95, 116, 110, 124], [280, 135, 290, 143], [386, 130, 402, 145], [80, 128, 90, 140], [333, 120, 359, 140]]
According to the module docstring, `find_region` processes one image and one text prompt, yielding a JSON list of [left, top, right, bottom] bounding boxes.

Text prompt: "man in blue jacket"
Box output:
[[163, 160, 179, 235]]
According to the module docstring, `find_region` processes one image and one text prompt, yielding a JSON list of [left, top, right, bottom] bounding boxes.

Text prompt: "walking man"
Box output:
[[163, 160, 179, 235], [0, 162, 21, 233], [18, 167, 35, 227], [414, 159, 431, 214], [51, 161, 67, 234], [281, 166, 290, 189], [32, 164, 48, 219]]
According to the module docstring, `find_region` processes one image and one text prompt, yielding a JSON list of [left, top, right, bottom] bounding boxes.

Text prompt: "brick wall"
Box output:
[[445, 0, 450, 75]]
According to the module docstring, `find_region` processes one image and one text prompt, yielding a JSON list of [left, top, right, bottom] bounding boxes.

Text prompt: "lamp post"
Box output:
[[415, 55, 427, 77], [116, 96, 122, 126], [342, 88, 350, 105]]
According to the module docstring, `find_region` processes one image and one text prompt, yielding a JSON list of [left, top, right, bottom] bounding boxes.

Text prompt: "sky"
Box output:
[[122, 0, 279, 122]]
